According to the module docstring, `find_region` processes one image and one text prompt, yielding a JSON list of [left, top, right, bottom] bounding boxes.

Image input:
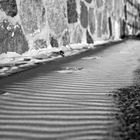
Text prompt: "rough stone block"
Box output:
[[105, 0, 113, 12], [86, 30, 94, 44], [49, 34, 59, 48], [72, 25, 83, 43], [102, 8, 108, 35], [12, 25, 29, 54], [80, 1, 88, 28], [120, 19, 126, 39], [0, 20, 28, 54], [46, 0, 67, 36], [61, 29, 70, 46], [34, 39, 47, 50], [67, 0, 78, 24], [114, 0, 121, 18], [19, 0, 44, 34], [0, 0, 17, 17], [96, 0, 103, 8], [89, 8, 96, 34]]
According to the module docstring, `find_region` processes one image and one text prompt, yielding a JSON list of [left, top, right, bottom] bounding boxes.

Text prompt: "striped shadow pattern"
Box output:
[[1, 40, 140, 140]]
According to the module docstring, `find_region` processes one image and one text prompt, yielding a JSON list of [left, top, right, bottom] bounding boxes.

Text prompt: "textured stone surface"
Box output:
[[61, 29, 70, 46], [49, 34, 59, 48], [72, 25, 83, 43], [0, 20, 28, 54], [0, 0, 138, 54], [19, 0, 44, 34], [0, 0, 17, 17], [34, 39, 47, 50], [105, 0, 113, 12], [102, 8, 108, 35], [114, 0, 121, 18], [67, 0, 78, 24], [46, 0, 67, 36], [85, 0, 92, 3], [97, 12, 102, 37], [96, 0, 103, 8], [89, 8, 96, 34], [120, 19, 126, 38], [86, 30, 94, 44], [80, 1, 88, 29]]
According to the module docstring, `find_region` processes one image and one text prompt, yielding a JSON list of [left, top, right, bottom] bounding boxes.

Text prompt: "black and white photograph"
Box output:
[[0, 0, 140, 140]]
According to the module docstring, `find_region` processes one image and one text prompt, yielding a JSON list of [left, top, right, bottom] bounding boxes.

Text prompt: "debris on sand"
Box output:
[[111, 84, 140, 140]]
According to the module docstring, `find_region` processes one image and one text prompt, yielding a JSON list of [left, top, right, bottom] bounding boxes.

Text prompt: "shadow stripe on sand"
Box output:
[[1, 40, 140, 139]]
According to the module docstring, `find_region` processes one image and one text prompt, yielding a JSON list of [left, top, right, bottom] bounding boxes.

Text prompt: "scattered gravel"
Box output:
[[111, 68, 140, 140]]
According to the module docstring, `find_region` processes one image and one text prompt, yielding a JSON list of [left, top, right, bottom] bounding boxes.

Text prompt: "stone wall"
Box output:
[[125, 0, 140, 35], [0, 0, 140, 54], [0, 0, 28, 54], [0, 19, 28, 54]]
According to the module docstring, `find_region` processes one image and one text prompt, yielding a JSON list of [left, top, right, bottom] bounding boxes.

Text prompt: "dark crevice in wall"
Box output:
[[124, 5, 127, 20], [85, 0, 92, 4], [86, 30, 94, 44], [108, 17, 112, 38], [42, 7, 46, 17], [50, 35, 59, 48]]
